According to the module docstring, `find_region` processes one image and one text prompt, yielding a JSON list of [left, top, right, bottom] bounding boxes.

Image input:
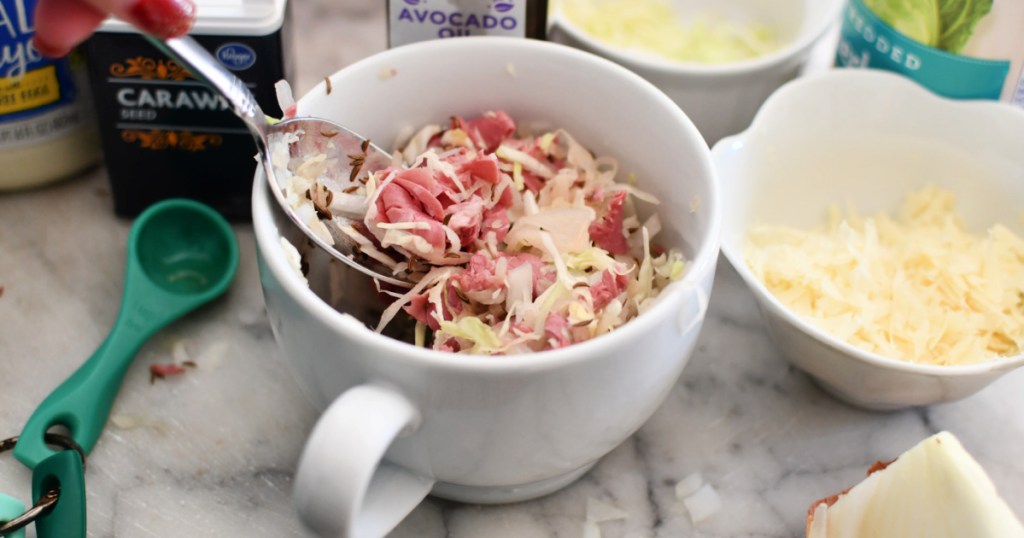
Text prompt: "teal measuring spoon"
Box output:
[[0, 493, 25, 538], [14, 199, 239, 468], [32, 450, 86, 538]]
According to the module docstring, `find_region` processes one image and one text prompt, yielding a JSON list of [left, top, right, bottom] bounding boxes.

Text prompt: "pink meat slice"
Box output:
[[452, 252, 553, 298], [501, 138, 557, 194], [591, 269, 629, 310], [493, 183, 514, 209], [392, 166, 454, 201], [458, 154, 502, 184], [544, 314, 572, 349], [588, 190, 630, 255], [481, 207, 510, 243], [460, 111, 516, 153], [506, 253, 554, 296], [446, 196, 486, 245], [394, 177, 444, 220], [521, 172, 545, 193], [437, 337, 461, 353], [403, 282, 463, 331], [453, 253, 502, 293], [376, 172, 447, 251], [404, 294, 438, 329]]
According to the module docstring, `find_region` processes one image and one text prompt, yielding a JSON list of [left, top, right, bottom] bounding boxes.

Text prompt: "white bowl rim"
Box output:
[[254, 36, 723, 373], [714, 68, 1024, 378], [548, 0, 845, 76]]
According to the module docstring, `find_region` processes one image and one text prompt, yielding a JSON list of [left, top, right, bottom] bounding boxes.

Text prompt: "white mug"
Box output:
[[251, 37, 721, 537]]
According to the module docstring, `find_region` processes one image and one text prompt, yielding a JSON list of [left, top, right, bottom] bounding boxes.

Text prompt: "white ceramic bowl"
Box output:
[[252, 37, 720, 535], [548, 0, 844, 145], [713, 69, 1024, 411]]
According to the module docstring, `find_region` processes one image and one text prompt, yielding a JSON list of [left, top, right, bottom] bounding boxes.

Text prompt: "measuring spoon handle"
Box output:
[[14, 270, 187, 468]]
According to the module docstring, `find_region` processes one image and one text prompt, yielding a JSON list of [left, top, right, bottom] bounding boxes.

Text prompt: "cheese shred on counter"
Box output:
[[745, 186, 1024, 366]]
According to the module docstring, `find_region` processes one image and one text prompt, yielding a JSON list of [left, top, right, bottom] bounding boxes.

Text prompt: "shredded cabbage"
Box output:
[[561, 0, 779, 64], [438, 317, 504, 354], [275, 110, 689, 355]]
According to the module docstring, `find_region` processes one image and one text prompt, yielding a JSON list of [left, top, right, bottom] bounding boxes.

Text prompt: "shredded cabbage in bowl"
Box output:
[[279, 110, 687, 355], [560, 0, 780, 65]]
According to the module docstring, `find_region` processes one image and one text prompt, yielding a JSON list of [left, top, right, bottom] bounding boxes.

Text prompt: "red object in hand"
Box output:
[[129, 0, 197, 39], [33, 0, 197, 58]]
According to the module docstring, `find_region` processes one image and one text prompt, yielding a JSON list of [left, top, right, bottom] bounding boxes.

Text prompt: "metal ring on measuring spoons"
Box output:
[[0, 433, 86, 535], [0, 489, 59, 536]]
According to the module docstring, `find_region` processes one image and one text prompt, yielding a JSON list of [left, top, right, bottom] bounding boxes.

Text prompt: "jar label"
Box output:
[[84, 31, 289, 218], [389, 0, 527, 48], [836, 0, 1013, 104], [0, 0, 84, 146]]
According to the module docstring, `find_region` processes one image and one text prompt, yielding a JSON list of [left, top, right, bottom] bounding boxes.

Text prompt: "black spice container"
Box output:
[[387, 0, 548, 48], [83, 0, 292, 220]]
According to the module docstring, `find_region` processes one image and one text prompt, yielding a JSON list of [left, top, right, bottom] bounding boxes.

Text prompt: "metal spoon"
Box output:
[[144, 36, 411, 288]]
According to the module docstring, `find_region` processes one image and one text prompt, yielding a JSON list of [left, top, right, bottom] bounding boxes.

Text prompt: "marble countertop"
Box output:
[[2, 2, 1023, 537]]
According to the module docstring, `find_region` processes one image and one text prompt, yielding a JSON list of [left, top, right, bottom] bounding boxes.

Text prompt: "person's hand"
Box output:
[[34, 0, 196, 58]]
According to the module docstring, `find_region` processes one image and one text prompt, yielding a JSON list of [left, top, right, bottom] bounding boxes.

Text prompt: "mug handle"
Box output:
[[293, 384, 435, 538]]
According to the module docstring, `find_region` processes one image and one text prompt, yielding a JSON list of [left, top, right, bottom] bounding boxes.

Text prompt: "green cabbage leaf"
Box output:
[[865, 0, 940, 48], [937, 0, 994, 53], [864, 0, 992, 53]]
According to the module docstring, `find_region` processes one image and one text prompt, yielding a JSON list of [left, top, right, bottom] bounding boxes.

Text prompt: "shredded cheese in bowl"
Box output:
[[744, 186, 1024, 366]]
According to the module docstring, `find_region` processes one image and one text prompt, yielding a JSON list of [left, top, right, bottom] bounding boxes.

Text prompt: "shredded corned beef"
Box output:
[[275, 108, 687, 355], [446, 197, 487, 245], [360, 112, 687, 354], [449, 252, 554, 298], [403, 281, 464, 329], [482, 207, 511, 243], [375, 173, 448, 254], [458, 110, 516, 153], [544, 314, 572, 349], [591, 269, 629, 310], [458, 154, 502, 184], [149, 361, 194, 383], [438, 337, 461, 353], [589, 191, 630, 255], [404, 293, 439, 329]]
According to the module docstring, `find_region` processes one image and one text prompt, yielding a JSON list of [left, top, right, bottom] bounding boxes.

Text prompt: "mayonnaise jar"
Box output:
[[837, 0, 1024, 108], [0, 0, 100, 191]]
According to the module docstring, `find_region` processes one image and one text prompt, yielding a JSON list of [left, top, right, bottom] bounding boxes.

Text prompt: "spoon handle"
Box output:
[[144, 35, 268, 143]]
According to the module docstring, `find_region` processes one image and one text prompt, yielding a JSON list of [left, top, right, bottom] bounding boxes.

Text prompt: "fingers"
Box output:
[[34, 0, 107, 57], [33, 0, 196, 58], [124, 0, 196, 38]]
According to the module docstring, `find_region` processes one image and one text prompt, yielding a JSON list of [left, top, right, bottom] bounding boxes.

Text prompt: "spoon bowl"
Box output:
[[145, 36, 410, 288], [264, 118, 403, 287]]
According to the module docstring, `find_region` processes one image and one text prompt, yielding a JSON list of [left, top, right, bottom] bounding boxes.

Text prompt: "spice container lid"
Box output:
[[97, 0, 288, 36]]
